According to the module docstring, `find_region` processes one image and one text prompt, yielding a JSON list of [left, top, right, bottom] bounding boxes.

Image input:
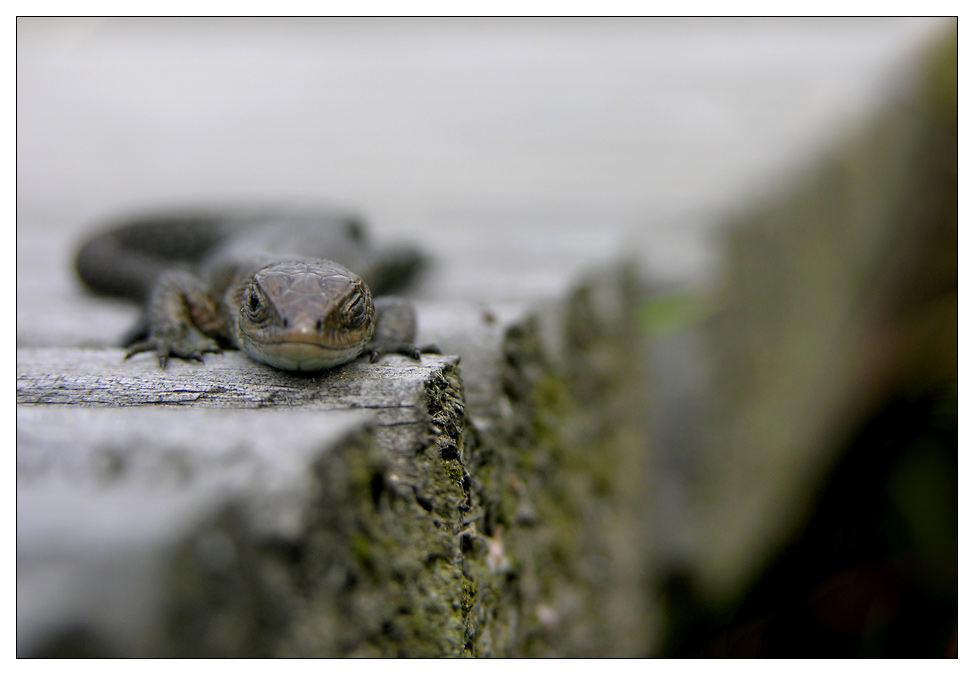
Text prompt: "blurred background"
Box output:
[[17, 17, 946, 283], [17, 17, 956, 657]]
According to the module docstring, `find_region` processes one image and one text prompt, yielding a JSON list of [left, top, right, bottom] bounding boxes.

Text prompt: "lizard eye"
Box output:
[[244, 285, 268, 322], [343, 292, 371, 329]]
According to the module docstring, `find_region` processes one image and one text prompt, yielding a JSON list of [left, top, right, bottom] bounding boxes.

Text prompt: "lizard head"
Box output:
[[235, 260, 375, 371]]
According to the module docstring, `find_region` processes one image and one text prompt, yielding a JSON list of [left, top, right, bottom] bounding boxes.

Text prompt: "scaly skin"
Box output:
[[76, 209, 435, 371]]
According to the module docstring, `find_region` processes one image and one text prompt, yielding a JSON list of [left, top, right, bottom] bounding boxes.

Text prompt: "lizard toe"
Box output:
[[123, 341, 154, 360], [124, 332, 220, 367]]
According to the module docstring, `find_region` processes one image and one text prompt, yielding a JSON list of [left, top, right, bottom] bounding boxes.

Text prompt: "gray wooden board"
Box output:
[[18, 346, 456, 409]]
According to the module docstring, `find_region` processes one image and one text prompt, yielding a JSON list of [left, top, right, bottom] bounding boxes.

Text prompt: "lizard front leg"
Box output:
[[365, 296, 440, 362], [125, 270, 225, 367]]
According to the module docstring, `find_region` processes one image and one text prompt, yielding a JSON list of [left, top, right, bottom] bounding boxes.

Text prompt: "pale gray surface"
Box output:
[[17, 406, 372, 656], [17, 18, 945, 317]]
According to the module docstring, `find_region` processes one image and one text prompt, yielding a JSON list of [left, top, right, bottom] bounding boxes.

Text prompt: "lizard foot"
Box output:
[[125, 334, 223, 368], [367, 342, 441, 363], [367, 297, 440, 363]]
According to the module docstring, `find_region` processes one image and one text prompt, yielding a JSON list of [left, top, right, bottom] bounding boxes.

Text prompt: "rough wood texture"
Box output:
[[17, 349, 459, 451]]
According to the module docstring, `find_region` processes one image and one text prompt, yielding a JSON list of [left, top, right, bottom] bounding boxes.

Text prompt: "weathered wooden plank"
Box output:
[[18, 347, 458, 427]]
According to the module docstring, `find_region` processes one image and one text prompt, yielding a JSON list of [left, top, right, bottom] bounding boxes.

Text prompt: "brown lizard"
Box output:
[[75, 207, 436, 371]]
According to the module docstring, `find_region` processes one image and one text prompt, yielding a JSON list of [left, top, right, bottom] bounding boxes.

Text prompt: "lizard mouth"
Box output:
[[238, 332, 370, 371]]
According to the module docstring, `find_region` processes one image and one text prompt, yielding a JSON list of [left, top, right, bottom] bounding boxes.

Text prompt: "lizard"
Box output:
[[74, 207, 436, 371]]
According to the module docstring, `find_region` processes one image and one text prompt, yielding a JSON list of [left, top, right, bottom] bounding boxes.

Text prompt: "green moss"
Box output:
[[637, 291, 709, 336]]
